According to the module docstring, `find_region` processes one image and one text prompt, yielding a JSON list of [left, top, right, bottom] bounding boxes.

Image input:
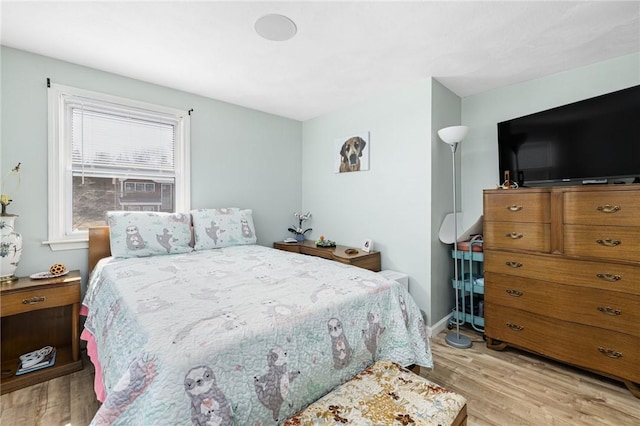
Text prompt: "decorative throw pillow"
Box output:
[[107, 211, 193, 258], [191, 208, 257, 250]]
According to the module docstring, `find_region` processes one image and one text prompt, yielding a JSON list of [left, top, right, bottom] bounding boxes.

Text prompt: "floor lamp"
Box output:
[[438, 125, 472, 349]]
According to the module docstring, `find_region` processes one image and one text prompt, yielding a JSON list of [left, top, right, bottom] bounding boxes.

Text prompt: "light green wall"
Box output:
[[301, 52, 640, 330], [302, 79, 434, 321], [461, 52, 640, 220], [0, 46, 302, 287], [430, 80, 463, 327], [4, 44, 636, 329]]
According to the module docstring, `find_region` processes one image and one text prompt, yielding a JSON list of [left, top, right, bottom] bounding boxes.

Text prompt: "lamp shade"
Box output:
[[438, 126, 469, 145]]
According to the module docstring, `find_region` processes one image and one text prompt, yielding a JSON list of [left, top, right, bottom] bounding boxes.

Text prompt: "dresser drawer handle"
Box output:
[[596, 238, 621, 247], [507, 205, 523, 212], [505, 261, 523, 268], [598, 347, 622, 359], [506, 322, 524, 331], [597, 306, 621, 316], [596, 273, 621, 282], [506, 289, 523, 297], [596, 204, 621, 213], [505, 232, 524, 239], [22, 296, 46, 305]]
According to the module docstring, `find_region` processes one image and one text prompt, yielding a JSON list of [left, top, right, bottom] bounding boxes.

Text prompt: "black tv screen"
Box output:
[[497, 85, 640, 186]]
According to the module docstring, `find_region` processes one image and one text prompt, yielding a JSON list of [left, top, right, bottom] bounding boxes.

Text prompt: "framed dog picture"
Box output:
[[334, 132, 370, 173], [361, 239, 373, 253]]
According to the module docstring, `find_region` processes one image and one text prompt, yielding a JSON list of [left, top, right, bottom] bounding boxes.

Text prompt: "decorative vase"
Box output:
[[295, 233, 305, 242], [0, 215, 23, 282]]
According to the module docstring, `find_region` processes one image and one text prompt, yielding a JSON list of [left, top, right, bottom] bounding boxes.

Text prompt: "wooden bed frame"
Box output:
[[88, 226, 111, 272]]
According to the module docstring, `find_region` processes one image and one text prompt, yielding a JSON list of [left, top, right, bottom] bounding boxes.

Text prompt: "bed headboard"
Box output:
[[89, 226, 111, 272]]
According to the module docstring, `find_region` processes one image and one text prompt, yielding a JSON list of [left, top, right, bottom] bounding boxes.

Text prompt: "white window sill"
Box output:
[[43, 238, 89, 251]]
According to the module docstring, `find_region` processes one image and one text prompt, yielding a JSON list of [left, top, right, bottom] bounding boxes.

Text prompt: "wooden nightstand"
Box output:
[[0, 270, 83, 394], [273, 240, 381, 272]]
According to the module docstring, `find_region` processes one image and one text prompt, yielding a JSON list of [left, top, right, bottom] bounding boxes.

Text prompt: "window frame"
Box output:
[[46, 84, 190, 251], [124, 181, 157, 193]]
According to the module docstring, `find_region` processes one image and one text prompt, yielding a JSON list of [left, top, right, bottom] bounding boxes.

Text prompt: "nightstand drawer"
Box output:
[[273, 241, 381, 271], [333, 249, 381, 272], [1, 284, 80, 316]]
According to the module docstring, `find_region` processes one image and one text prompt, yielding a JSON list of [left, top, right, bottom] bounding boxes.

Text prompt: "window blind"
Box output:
[[71, 101, 176, 178]]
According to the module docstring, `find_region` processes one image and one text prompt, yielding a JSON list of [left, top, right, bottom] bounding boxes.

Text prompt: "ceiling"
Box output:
[[2, 1, 639, 121]]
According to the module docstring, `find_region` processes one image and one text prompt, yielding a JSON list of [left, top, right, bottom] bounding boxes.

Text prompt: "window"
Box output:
[[124, 182, 156, 192], [124, 182, 157, 192], [47, 84, 190, 250]]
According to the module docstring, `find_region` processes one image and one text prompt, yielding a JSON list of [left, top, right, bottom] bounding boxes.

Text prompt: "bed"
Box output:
[[81, 210, 434, 425]]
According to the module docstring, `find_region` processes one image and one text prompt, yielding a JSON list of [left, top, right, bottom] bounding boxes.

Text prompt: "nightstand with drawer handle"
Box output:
[[1, 270, 83, 394]]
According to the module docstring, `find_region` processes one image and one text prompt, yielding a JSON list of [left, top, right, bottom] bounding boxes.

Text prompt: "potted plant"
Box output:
[[288, 212, 312, 242]]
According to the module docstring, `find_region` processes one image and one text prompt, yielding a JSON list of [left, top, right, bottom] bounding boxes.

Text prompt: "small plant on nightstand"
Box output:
[[288, 212, 312, 242], [315, 235, 336, 247]]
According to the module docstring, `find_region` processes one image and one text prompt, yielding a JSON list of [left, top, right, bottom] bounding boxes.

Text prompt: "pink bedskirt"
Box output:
[[80, 305, 106, 402]]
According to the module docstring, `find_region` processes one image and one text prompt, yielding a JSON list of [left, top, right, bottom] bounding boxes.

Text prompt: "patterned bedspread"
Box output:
[[82, 245, 433, 425]]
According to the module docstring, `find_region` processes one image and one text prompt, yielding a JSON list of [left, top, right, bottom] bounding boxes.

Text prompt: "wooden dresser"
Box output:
[[483, 185, 639, 398]]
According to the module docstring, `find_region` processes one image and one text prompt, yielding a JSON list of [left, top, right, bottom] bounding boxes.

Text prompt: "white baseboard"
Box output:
[[426, 313, 452, 338]]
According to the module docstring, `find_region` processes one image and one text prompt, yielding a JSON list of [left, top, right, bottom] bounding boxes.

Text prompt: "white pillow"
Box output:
[[107, 211, 193, 258], [191, 208, 257, 250]]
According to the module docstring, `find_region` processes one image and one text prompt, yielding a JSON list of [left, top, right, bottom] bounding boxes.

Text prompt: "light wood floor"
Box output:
[[0, 351, 100, 425], [1, 328, 639, 425], [424, 328, 640, 425]]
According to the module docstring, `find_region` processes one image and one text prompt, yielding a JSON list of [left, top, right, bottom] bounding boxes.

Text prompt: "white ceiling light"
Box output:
[[255, 14, 297, 41]]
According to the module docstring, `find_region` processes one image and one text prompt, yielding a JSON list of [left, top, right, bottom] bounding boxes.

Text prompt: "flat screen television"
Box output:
[[497, 85, 640, 187]]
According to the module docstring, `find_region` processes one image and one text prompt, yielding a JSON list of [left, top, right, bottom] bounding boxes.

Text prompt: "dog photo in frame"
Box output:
[[334, 132, 370, 173]]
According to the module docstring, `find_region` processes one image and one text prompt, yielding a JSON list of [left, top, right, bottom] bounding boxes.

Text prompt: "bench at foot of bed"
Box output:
[[284, 360, 467, 425]]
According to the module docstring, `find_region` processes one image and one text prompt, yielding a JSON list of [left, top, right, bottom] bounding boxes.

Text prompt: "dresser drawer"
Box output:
[[564, 190, 640, 226], [485, 272, 640, 336], [485, 304, 640, 383], [484, 222, 550, 252], [483, 191, 550, 223], [0, 284, 80, 317], [484, 250, 639, 294], [564, 225, 640, 262]]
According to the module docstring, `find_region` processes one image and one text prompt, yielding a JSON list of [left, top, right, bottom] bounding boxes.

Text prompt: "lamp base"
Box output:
[[445, 332, 472, 349]]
